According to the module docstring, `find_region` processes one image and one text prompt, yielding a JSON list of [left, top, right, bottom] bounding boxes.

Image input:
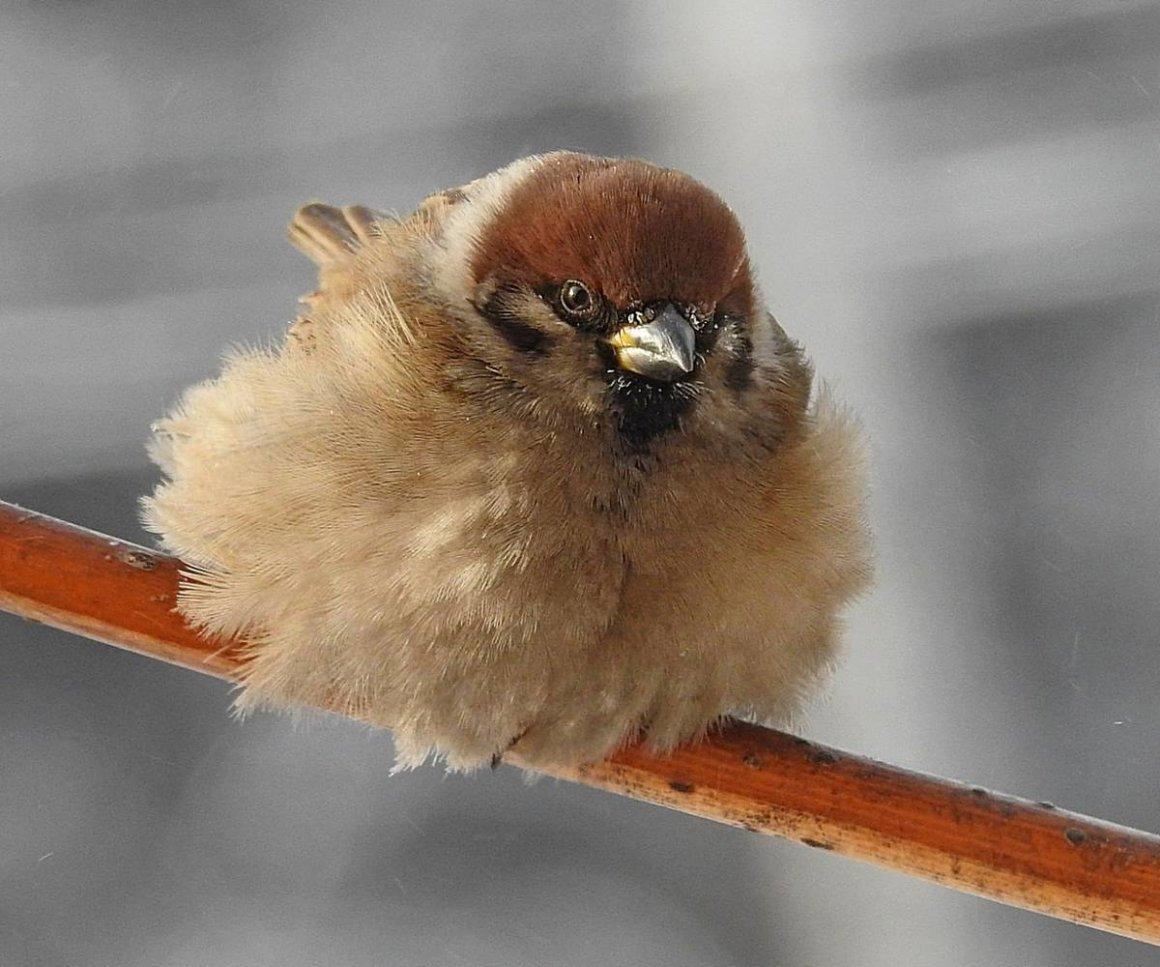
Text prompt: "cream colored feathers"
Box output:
[[144, 153, 872, 770]]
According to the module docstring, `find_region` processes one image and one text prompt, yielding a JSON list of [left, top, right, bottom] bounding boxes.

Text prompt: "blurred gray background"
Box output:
[[2, 2, 1158, 965]]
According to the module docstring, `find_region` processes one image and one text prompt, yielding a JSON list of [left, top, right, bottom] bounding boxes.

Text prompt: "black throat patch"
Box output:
[[605, 372, 698, 450]]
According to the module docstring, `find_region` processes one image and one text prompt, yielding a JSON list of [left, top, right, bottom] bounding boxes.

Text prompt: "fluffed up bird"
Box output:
[[143, 152, 873, 770]]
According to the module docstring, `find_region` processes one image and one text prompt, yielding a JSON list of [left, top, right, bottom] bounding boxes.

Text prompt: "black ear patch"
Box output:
[[477, 282, 553, 354]]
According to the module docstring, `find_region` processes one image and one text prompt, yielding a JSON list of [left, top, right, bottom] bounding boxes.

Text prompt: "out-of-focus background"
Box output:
[[2, 2, 1158, 964]]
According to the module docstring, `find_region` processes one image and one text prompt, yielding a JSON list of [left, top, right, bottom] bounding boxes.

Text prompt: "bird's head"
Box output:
[[430, 153, 805, 451]]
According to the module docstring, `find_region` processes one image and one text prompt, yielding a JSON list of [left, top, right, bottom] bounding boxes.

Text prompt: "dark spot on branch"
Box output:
[[669, 780, 694, 794], [801, 838, 835, 851], [117, 548, 158, 571], [1065, 827, 1087, 845]]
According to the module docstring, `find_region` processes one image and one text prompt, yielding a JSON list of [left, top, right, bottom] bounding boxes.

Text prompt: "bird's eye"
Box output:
[[559, 280, 595, 319]]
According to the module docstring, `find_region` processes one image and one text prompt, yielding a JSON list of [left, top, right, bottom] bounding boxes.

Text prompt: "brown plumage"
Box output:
[[143, 152, 872, 770]]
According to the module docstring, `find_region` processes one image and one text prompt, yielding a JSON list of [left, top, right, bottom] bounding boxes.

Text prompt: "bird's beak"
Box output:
[[605, 304, 696, 382]]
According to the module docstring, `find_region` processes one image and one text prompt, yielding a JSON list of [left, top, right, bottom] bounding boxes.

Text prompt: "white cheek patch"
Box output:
[[428, 153, 553, 311], [746, 291, 787, 372]]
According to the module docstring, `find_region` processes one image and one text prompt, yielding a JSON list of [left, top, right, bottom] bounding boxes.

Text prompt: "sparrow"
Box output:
[[143, 152, 872, 770]]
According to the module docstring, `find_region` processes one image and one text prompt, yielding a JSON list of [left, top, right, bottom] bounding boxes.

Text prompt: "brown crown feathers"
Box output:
[[144, 151, 872, 770]]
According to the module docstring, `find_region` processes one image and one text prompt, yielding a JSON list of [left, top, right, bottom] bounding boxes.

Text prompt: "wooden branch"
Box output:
[[1, 499, 1157, 944]]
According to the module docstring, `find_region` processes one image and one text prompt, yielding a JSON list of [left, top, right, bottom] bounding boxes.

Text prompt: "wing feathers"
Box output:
[[285, 202, 391, 352], [288, 203, 386, 267]]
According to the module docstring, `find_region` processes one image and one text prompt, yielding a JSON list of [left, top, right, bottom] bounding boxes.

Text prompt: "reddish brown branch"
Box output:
[[0, 499, 1157, 944]]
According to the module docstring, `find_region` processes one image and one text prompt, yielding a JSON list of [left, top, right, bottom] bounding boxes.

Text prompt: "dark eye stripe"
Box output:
[[479, 285, 552, 354]]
